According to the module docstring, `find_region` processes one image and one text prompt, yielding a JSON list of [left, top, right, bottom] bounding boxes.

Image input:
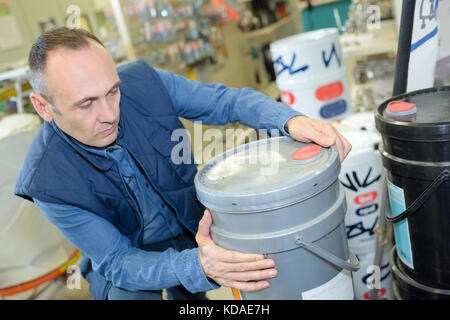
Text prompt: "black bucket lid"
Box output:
[[375, 86, 450, 141]]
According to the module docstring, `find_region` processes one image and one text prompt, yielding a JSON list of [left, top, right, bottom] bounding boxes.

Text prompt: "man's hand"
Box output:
[[196, 209, 277, 292], [285, 116, 352, 162]]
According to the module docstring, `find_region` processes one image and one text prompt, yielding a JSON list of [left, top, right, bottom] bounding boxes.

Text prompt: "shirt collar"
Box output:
[[49, 120, 118, 171]]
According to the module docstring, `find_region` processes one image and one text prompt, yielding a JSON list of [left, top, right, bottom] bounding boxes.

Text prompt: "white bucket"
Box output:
[[339, 111, 378, 133], [270, 28, 352, 120], [277, 68, 351, 120], [353, 244, 393, 300], [334, 124, 384, 253], [270, 28, 344, 81], [0, 114, 75, 289], [0, 114, 42, 229]]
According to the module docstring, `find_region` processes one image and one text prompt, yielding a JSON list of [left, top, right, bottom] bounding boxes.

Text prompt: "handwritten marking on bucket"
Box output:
[[273, 41, 342, 79], [280, 90, 295, 105], [273, 53, 309, 77], [354, 191, 378, 205], [356, 203, 379, 216], [347, 216, 378, 240], [322, 42, 341, 68], [340, 166, 382, 243], [341, 167, 382, 192]]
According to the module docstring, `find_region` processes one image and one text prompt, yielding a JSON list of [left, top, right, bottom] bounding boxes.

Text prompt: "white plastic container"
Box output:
[[0, 114, 75, 289], [334, 124, 384, 253], [270, 28, 344, 81], [278, 68, 351, 119], [270, 28, 352, 120], [339, 111, 378, 133]]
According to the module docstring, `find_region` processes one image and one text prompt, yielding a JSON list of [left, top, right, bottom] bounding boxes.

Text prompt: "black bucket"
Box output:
[[390, 246, 450, 300], [375, 86, 450, 289]]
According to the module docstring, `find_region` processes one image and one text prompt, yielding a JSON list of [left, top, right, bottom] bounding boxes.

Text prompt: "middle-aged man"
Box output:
[[15, 27, 351, 300]]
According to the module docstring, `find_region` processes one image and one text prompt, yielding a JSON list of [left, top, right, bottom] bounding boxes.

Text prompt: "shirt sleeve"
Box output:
[[154, 67, 304, 136], [33, 198, 219, 293]]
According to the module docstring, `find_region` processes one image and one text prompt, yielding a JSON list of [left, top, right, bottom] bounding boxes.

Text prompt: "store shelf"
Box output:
[[0, 67, 28, 82], [242, 17, 293, 43], [340, 20, 398, 59]]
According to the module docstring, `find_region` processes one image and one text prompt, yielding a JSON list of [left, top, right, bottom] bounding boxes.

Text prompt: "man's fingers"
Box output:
[[341, 133, 352, 155], [227, 280, 271, 292], [224, 268, 278, 282], [333, 130, 352, 162], [220, 259, 275, 272], [335, 134, 346, 162], [196, 209, 212, 242], [318, 122, 352, 161], [303, 125, 335, 147], [209, 259, 275, 279], [213, 245, 265, 263]]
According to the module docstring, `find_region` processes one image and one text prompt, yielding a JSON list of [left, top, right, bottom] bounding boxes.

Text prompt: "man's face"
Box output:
[[43, 40, 121, 148]]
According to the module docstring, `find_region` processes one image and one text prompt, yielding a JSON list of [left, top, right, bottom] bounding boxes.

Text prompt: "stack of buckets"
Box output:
[[334, 113, 393, 300], [270, 28, 352, 120], [375, 87, 450, 300]]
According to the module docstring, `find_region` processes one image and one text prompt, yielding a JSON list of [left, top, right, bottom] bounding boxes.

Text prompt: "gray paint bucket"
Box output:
[[194, 136, 360, 299]]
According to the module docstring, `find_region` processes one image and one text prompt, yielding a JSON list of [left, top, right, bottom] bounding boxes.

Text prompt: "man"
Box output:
[[15, 27, 351, 300]]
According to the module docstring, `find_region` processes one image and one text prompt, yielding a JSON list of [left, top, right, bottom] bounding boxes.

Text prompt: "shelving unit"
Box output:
[[107, 0, 220, 77], [239, 0, 303, 100], [340, 19, 399, 112], [0, 67, 29, 114], [243, 15, 294, 43], [340, 20, 398, 58]]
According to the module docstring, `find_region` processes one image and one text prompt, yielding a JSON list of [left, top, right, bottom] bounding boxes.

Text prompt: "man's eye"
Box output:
[[80, 101, 93, 109], [109, 88, 119, 96]]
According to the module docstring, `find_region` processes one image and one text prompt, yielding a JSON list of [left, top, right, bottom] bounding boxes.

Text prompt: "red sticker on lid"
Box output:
[[387, 101, 416, 112], [354, 191, 378, 205], [291, 145, 322, 161], [315, 81, 344, 101]]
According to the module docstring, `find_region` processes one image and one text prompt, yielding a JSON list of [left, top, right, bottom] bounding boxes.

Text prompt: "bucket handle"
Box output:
[[386, 169, 450, 224], [295, 236, 360, 272]]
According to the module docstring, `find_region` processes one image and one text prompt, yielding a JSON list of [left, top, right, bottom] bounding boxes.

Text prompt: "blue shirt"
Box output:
[[67, 132, 183, 244], [33, 67, 303, 293]]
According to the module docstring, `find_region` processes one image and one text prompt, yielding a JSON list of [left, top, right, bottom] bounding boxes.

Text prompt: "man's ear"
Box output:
[[30, 93, 54, 122]]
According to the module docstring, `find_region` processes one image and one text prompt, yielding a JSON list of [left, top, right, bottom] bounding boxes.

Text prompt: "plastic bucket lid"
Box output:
[[375, 86, 450, 142], [194, 136, 340, 212], [270, 28, 339, 52]]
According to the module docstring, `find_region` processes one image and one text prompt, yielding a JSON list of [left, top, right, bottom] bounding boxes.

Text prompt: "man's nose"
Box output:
[[97, 98, 116, 123]]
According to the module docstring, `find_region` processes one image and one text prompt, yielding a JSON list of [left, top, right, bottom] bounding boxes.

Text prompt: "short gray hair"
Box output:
[[28, 27, 105, 104]]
